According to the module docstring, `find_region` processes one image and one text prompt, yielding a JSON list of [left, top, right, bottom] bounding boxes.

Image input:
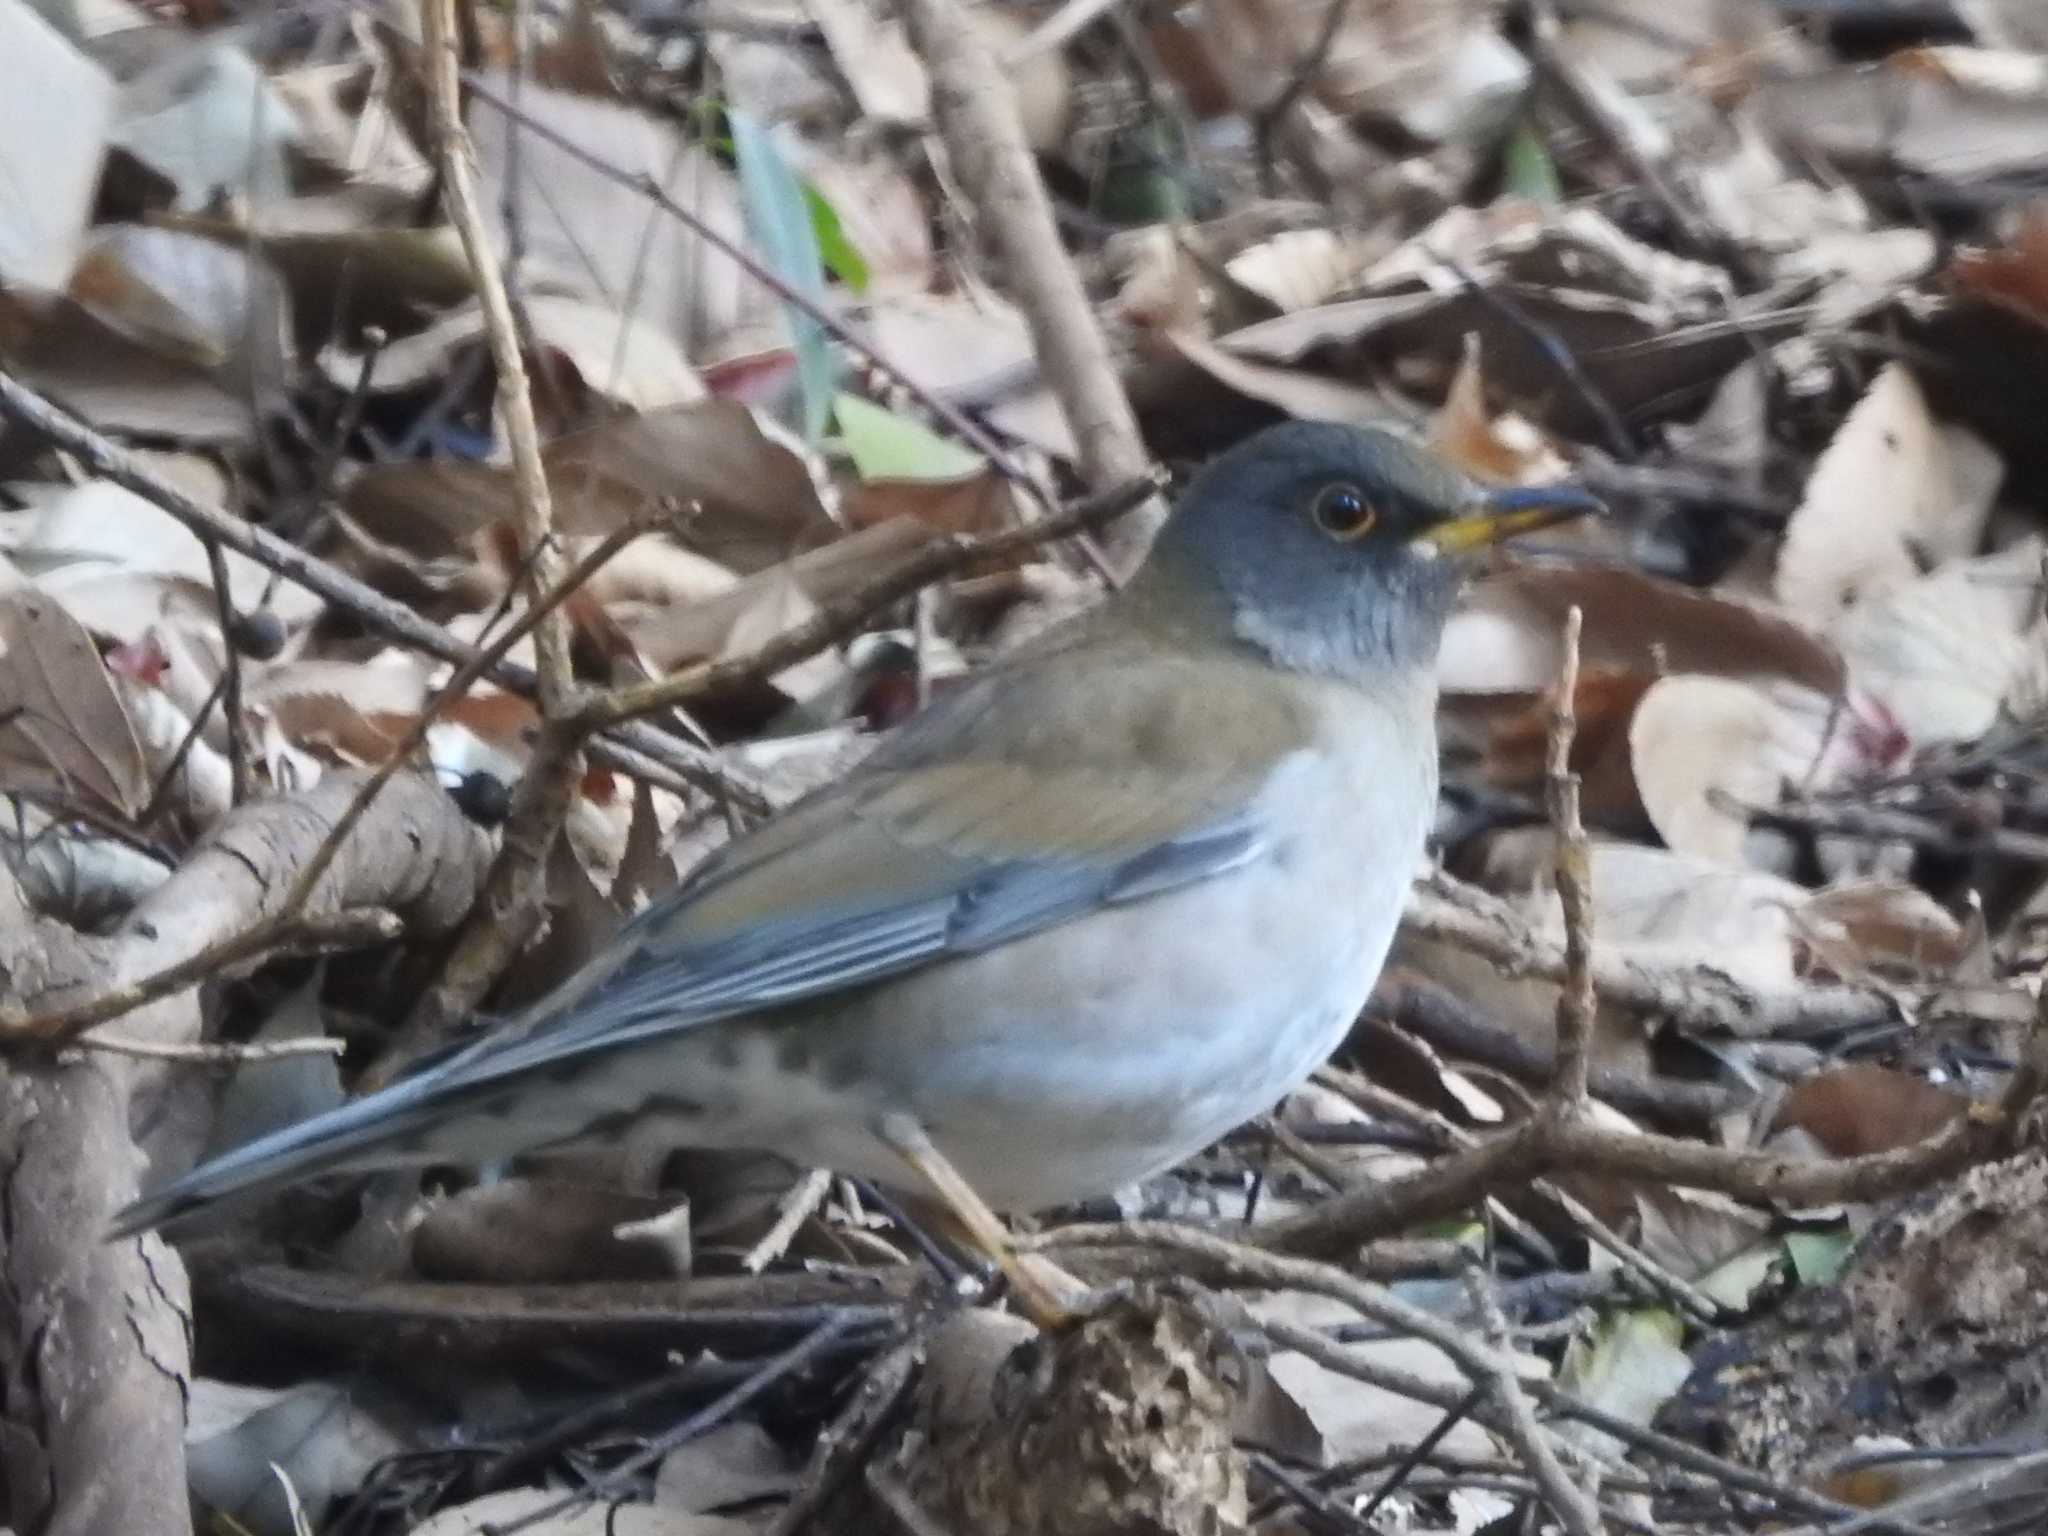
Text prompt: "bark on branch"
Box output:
[[0, 772, 491, 1536]]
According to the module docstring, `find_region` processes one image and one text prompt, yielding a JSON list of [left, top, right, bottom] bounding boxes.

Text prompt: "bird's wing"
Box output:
[[461, 640, 1314, 1080], [111, 642, 1318, 1233]]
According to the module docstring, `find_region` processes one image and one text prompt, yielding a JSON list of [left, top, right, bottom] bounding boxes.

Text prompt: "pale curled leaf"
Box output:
[[1629, 675, 1869, 868], [1776, 363, 2003, 623]]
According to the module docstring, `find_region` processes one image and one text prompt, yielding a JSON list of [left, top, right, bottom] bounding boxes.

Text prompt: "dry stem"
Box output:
[[894, 0, 1164, 570], [1546, 605, 1594, 1107]]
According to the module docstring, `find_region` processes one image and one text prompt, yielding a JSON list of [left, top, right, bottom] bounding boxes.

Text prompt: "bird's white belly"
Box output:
[[747, 755, 1428, 1211]]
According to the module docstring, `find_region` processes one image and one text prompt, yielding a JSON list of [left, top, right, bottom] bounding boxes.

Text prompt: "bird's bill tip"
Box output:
[[1414, 482, 1604, 554]]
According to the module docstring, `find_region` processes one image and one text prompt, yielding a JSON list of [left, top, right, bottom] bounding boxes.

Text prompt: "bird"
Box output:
[[111, 422, 1598, 1323]]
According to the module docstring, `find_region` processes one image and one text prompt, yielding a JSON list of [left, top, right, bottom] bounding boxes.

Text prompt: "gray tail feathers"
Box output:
[[106, 1070, 451, 1239]]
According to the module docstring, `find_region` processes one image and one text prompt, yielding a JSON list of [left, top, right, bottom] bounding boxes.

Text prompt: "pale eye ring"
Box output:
[[1311, 482, 1377, 540]]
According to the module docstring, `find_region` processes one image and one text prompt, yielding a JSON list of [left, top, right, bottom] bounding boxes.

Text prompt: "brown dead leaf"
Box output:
[[1770, 1064, 1968, 1159], [0, 592, 149, 819], [343, 400, 835, 576], [412, 1180, 678, 1284], [1441, 563, 1847, 697], [1798, 881, 1968, 979], [1951, 202, 2048, 330], [1429, 335, 1568, 485], [843, 472, 1017, 541]]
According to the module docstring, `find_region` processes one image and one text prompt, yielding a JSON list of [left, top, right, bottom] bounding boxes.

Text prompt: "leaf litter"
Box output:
[[6, 0, 2048, 1531]]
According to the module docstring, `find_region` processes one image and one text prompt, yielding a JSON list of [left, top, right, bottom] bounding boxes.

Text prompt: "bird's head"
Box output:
[[1135, 421, 1601, 683]]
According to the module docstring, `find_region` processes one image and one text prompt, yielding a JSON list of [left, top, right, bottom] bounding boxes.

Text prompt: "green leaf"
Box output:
[[834, 393, 984, 480], [804, 182, 870, 295], [1557, 1308, 1692, 1455], [1502, 119, 1563, 206], [729, 110, 836, 441], [1784, 1228, 1851, 1287]]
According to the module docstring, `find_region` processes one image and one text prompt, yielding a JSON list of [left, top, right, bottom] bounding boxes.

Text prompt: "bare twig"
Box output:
[[1370, 972, 1733, 1129], [0, 365, 757, 808], [1546, 606, 1594, 1108], [868, 1463, 960, 1536], [575, 471, 1163, 731], [0, 910, 402, 1044], [1464, 1268, 1604, 1536], [745, 1166, 835, 1273], [893, 0, 1165, 569], [65, 1033, 347, 1066], [490, 1313, 863, 1536], [424, 0, 575, 719], [1251, 0, 1348, 171], [200, 539, 250, 806], [770, 1337, 920, 1536], [277, 517, 662, 926]]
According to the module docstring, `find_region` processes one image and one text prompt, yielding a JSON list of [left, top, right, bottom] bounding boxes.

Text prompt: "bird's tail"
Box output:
[[107, 1066, 461, 1239]]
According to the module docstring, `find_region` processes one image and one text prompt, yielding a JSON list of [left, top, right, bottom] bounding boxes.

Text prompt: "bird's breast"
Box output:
[[801, 682, 1439, 1210]]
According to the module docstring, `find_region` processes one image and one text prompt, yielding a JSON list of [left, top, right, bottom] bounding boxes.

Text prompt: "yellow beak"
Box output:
[[1414, 483, 1604, 554]]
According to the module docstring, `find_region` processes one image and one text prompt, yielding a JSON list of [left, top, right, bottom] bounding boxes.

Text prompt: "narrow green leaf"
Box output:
[[834, 393, 984, 480], [804, 183, 870, 295], [729, 110, 836, 441], [1784, 1228, 1851, 1287], [1503, 119, 1563, 206]]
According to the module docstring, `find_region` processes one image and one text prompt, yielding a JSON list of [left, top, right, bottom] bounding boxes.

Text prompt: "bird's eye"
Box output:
[[1311, 482, 1377, 540]]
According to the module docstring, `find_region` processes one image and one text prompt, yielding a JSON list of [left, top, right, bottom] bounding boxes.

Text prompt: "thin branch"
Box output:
[[0, 910, 402, 1044], [276, 516, 663, 926], [575, 471, 1164, 731], [201, 538, 251, 806], [769, 1337, 921, 1536], [65, 1033, 346, 1066], [893, 0, 1165, 568], [489, 1313, 863, 1536], [1464, 1268, 1605, 1536], [1546, 605, 1593, 1108], [1251, 0, 1348, 168], [424, 0, 576, 719], [0, 365, 760, 810]]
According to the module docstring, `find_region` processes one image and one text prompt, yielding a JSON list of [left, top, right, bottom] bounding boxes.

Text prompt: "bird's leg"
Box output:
[[875, 1112, 1090, 1330]]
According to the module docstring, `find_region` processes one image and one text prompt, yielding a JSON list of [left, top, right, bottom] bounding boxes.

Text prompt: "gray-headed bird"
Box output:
[[113, 422, 1597, 1324]]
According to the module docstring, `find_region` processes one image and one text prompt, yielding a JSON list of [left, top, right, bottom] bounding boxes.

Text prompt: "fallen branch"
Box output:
[[895, 0, 1164, 570], [573, 470, 1164, 730], [0, 772, 490, 1536]]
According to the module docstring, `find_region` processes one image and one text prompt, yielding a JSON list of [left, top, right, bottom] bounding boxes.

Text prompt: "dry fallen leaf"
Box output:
[[1769, 1064, 1969, 1159], [1828, 540, 2042, 747], [1775, 363, 2002, 624], [343, 400, 836, 576], [1429, 335, 1569, 485], [1628, 675, 1855, 867], [1441, 562, 1847, 697], [0, 592, 150, 820]]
